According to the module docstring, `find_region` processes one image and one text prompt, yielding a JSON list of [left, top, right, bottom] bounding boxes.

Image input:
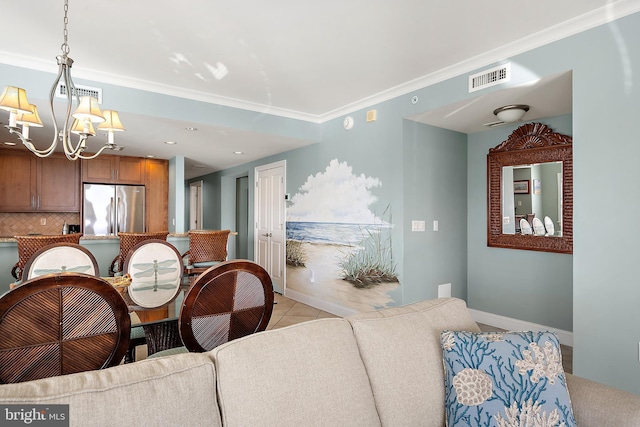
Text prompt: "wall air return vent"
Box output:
[[468, 63, 510, 93], [56, 83, 103, 104]]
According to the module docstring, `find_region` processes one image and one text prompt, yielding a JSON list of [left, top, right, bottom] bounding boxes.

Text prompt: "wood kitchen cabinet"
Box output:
[[145, 158, 169, 232], [0, 149, 80, 212], [82, 154, 145, 185]]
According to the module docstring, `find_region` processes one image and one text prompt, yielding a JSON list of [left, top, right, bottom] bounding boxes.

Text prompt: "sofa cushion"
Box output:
[[210, 318, 381, 427], [441, 330, 576, 427], [0, 353, 221, 427], [346, 297, 480, 427]]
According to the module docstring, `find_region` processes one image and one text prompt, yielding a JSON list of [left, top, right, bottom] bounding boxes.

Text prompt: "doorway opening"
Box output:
[[235, 176, 249, 259], [189, 180, 203, 230]]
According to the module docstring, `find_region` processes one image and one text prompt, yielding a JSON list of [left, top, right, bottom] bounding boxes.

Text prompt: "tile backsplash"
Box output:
[[0, 212, 80, 237]]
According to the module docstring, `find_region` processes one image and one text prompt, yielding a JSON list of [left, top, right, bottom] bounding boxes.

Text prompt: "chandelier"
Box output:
[[0, 0, 125, 160]]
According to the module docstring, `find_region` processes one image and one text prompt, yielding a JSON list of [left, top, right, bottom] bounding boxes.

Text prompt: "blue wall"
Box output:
[[192, 13, 640, 393], [467, 115, 573, 332], [402, 121, 468, 303]]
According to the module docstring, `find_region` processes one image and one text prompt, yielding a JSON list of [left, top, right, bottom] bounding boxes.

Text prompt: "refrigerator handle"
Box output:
[[109, 197, 114, 234], [116, 197, 122, 234]]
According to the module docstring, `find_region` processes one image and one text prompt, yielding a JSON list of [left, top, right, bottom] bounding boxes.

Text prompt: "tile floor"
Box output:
[[267, 292, 338, 329]]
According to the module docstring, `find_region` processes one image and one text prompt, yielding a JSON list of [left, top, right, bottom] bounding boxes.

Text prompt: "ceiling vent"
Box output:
[[483, 120, 507, 128], [468, 63, 510, 93], [56, 83, 103, 104]]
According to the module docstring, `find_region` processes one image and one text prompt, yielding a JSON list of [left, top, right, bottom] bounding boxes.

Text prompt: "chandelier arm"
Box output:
[[5, 126, 56, 158], [72, 144, 116, 160], [58, 60, 90, 158], [59, 61, 77, 156]]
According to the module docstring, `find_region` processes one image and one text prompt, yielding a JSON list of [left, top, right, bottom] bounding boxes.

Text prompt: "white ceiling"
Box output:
[[1, 1, 638, 178]]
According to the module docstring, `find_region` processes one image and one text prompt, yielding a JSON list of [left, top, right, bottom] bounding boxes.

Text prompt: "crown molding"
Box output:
[[2, 1, 639, 125]]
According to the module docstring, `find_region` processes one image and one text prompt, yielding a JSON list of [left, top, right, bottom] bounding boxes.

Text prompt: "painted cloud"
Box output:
[[288, 159, 383, 224]]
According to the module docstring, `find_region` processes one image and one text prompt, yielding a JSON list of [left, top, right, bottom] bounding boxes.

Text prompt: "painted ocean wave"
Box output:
[[286, 221, 391, 246]]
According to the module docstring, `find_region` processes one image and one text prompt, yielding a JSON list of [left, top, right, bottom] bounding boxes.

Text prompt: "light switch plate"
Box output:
[[411, 220, 425, 232]]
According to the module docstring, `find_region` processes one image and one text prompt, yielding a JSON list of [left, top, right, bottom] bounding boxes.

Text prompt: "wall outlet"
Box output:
[[40, 218, 46, 225], [433, 220, 439, 231], [438, 283, 452, 298], [309, 269, 315, 283]]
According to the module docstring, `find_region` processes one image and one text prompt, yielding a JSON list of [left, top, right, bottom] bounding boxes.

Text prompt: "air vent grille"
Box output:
[[56, 83, 103, 104], [468, 63, 510, 93]]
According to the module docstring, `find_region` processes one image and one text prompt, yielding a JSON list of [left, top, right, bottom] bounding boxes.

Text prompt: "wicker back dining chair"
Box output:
[[11, 233, 82, 281], [183, 229, 231, 276], [109, 231, 169, 276], [22, 243, 100, 280], [0, 273, 130, 384], [145, 260, 274, 359]]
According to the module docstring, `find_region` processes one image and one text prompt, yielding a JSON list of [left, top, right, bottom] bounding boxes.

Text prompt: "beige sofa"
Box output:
[[1, 297, 639, 426]]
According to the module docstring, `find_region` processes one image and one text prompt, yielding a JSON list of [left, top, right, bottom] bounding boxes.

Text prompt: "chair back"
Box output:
[[187, 229, 230, 265], [544, 216, 555, 236], [110, 231, 169, 275], [532, 217, 546, 236], [0, 273, 130, 384], [123, 239, 183, 309], [23, 243, 100, 280], [179, 260, 273, 352], [12, 233, 82, 280]]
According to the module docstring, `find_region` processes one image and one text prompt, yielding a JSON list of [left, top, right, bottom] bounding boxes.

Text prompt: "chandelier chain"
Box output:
[[61, 0, 70, 55]]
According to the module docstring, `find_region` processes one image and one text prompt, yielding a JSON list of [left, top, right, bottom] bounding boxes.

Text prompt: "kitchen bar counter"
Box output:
[[0, 232, 188, 244], [0, 234, 190, 294]]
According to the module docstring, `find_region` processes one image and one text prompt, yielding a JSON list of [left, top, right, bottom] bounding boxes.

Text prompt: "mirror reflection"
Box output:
[[501, 162, 563, 236]]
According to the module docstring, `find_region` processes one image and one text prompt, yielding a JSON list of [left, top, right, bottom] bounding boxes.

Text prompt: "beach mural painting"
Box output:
[[286, 159, 400, 313]]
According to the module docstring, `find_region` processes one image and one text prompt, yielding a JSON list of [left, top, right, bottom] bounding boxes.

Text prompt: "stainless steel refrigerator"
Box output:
[[83, 184, 145, 235]]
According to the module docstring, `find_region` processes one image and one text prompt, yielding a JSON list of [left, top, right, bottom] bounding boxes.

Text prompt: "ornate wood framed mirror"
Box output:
[[487, 123, 572, 253]]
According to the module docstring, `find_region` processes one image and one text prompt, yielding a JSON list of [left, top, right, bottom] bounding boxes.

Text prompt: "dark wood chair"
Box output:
[[108, 231, 169, 276], [11, 233, 83, 281], [146, 260, 274, 358], [183, 229, 231, 276], [22, 242, 100, 280], [0, 273, 130, 384]]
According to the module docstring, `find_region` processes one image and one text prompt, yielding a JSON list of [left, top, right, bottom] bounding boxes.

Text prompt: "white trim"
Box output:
[[284, 288, 358, 318], [469, 308, 573, 347]]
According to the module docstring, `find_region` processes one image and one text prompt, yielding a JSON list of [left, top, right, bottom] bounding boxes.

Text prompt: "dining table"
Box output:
[[104, 274, 195, 360]]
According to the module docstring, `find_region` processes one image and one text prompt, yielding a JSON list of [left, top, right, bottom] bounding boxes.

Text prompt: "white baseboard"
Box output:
[[469, 308, 573, 347], [284, 288, 358, 318]]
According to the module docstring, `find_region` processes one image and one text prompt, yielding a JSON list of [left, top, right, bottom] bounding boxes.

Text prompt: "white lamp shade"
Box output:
[[97, 110, 125, 131], [16, 104, 44, 127], [72, 96, 105, 123], [0, 86, 33, 115], [71, 118, 96, 136]]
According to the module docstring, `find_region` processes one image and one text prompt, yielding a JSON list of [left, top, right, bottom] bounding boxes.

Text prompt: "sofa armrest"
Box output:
[[566, 373, 640, 426]]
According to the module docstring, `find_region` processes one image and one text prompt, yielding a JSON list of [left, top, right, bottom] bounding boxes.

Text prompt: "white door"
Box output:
[[189, 181, 203, 230], [255, 161, 286, 293]]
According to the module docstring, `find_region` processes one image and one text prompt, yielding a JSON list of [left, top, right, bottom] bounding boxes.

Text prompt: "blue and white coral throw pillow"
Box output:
[[441, 330, 576, 427]]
